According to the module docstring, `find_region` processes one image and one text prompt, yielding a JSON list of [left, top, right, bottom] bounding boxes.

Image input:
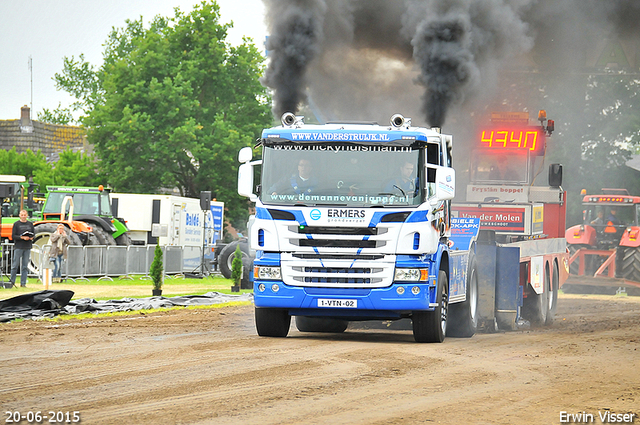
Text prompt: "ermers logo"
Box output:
[[327, 209, 366, 218], [310, 209, 321, 220]]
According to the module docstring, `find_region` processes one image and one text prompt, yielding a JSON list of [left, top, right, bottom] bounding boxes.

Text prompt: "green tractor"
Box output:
[[36, 185, 131, 246]]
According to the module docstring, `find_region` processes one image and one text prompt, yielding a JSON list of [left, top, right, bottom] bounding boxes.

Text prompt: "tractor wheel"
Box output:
[[620, 246, 640, 283], [255, 307, 291, 337], [412, 270, 448, 343], [568, 244, 589, 275], [522, 263, 549, 326], [447, 254, 478, 337], [92, 227, 117, 246], [31, 223, 82, 275], [86, 232, 100, 245], [115, 232, 132, 246], [219, 240, 250, 279], [295, 316, 348, 333]]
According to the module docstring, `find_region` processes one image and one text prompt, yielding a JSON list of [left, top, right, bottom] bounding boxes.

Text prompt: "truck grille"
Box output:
[[289, 225, 386, 249], [298, 239, 379, 248], [281, 253, 394, 288]]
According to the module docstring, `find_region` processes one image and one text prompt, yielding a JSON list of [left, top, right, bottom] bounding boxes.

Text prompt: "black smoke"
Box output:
[[261, 0, 640, 127], [260, 0, 327, 118]]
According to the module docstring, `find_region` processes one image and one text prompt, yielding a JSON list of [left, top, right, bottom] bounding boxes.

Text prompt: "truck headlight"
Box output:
[[394, 268, 428, 282], [254, 266, 281, 280]]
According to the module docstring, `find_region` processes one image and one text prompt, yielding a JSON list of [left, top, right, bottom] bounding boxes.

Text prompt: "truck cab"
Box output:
[[238, 113, 477, 343]]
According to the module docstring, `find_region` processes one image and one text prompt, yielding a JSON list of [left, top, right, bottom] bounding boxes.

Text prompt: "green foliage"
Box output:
[[0, 148, 50, 181], [0, 148, 100, 190], [37, 103, 76, 125], [149, 244, 164, 290], [54, 1, 272, 226], [231, 244, 243, 287]]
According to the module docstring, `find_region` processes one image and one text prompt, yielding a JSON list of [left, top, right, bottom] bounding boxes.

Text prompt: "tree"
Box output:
[[0, 148, 100, 191], [53, 1, 272, 228], [37, 103, 76, 125]]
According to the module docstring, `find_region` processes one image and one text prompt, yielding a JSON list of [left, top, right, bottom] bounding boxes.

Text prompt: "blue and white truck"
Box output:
[[238, 112, 566, 342]]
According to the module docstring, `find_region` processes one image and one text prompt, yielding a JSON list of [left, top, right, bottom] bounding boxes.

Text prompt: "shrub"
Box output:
[[150, 244, 163, 290]]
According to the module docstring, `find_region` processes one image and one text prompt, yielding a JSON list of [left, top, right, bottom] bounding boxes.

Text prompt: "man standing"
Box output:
[[10, 209, 35, 287]]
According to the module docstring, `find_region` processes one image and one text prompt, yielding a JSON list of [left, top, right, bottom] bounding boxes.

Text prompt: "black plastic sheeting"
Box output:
[[0, 290, 253, 323]]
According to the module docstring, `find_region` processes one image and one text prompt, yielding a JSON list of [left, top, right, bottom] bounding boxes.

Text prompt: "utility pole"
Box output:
[[28, 56, 33, 116]]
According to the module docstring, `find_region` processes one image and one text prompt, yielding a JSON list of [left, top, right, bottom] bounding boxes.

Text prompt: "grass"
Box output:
[[0, 274, 252, 301]]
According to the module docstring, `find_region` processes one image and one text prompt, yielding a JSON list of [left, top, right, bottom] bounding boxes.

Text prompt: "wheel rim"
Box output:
[[227, 251, 248, 272], [30, 232, 52, 274], [546, 266, 553, 311]]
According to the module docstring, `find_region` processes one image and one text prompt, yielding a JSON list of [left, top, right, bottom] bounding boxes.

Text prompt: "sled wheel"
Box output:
[[545, 262, 559, 325], [447, 254, 478, 337], [522, 262, 549, 326]]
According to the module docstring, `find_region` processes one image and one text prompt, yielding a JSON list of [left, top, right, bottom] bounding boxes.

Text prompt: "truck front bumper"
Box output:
[[253, 280, 437, 319]]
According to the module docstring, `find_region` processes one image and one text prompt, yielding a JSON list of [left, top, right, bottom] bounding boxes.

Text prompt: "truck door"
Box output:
[[171, 203, 181, 245]]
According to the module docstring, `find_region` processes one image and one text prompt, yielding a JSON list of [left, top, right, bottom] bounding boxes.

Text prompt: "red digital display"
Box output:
[[479, 127, 545, 155]]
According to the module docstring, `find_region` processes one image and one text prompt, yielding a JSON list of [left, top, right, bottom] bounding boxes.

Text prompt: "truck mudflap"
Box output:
[[476, 237, 522, 331]]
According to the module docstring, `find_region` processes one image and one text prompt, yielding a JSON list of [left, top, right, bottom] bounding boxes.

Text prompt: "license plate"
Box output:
[[318, 299, 357, 308]]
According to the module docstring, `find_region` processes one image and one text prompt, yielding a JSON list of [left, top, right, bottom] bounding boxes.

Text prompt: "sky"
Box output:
[[0, 0, 267, 120]]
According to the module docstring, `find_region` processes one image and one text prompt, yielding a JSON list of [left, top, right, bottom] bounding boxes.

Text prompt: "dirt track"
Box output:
[[1, 294, 638, 425]]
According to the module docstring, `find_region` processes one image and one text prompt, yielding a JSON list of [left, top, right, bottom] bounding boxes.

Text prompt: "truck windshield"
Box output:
[[44, 192, 112, 216], [261, 143, 423, 207]]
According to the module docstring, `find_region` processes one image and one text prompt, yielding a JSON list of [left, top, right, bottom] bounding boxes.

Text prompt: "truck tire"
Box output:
[[447, 255, 478, 337], [412, 270, 448, 343], [219, 240, 249, 279], [295, 316, 348, 333], [31, 223, 82, 274], [545, 262, 559, 325], [255, 307, 291, 337], [522, 263, 549, 326], [92, 227, 117, 246]]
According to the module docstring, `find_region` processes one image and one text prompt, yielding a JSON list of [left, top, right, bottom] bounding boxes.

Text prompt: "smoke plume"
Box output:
[[261, 0, 327, 117], [261, 0, 640, 127]]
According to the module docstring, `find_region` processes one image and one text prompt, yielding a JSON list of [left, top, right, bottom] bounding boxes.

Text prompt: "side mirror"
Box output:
[[549, 163, 563, 188], [238, 163, 255, 199], [238, 146, 253, 163]]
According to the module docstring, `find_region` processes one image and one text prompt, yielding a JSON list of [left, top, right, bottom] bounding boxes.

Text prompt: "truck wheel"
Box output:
[[255, 307, 291, 337], [412, 270, 448, 343], [447, 255, 478, 337], [545, 262, 559, 325], [295, 316, 348, 333], [219, 240, 249, 279], [31, 223, 82, 274], [92, 227, 116, 246], [620, 246, 640, 283], [522, 263, 549, 326]]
